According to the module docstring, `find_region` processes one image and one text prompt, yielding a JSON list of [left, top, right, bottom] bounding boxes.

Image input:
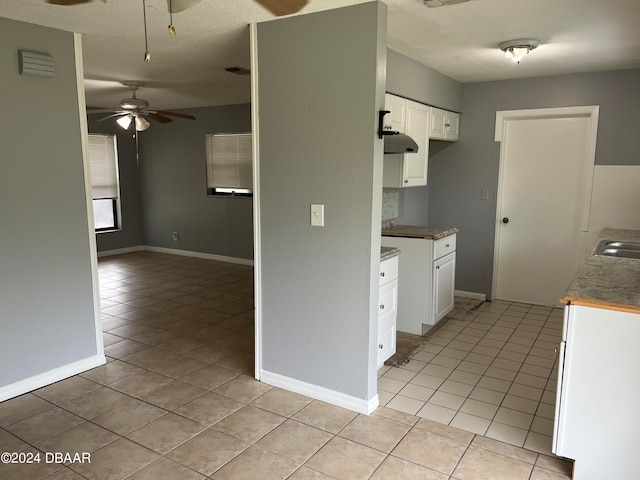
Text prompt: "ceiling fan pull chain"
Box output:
[[168, 0, 176, 36], [143, 0, 151, 62]]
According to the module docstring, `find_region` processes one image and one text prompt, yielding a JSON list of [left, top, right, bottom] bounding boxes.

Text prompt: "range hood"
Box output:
[[384, 133, 419, 154], [378, 109, 419, 154]]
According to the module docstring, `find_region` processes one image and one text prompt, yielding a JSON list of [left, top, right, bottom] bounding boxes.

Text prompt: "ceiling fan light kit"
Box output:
[[499, 38, 541, 63], [90, 81, 196, 131]]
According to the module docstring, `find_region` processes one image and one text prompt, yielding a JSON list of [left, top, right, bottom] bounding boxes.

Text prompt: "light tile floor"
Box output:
[[378, 297, 563, 457], [0, 252, 572, 479]]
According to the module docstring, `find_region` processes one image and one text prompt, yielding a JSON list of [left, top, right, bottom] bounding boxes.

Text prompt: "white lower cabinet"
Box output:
[[553, 303, 640, 479], [377, 256, 398, 368], [381, 234, 456, 335], [433, 252, 455, 324]]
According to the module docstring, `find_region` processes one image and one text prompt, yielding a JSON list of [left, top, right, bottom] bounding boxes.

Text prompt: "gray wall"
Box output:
[[0, 18, 99, 390], [428, 69, 640, 298], [256, 2, 387, 402], [91, 104, 253, 259], [387, 48, 464, 113], [88, 118, 143, 252]]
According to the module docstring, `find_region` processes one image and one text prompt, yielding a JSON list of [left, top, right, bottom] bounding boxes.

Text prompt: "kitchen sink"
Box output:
[[595, 240, 640, 259]]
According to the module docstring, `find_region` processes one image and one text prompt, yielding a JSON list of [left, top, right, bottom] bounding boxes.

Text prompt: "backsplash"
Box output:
[[382, 188, 399, 227]]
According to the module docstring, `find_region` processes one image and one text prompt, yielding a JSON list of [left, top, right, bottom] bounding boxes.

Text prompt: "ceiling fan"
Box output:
[[87, 82, 196, 132], [46, 0, 309, 16]]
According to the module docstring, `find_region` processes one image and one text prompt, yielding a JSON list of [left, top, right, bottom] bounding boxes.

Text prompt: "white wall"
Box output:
[[0, 18, 103, 400], [582, 165, 640, 255]]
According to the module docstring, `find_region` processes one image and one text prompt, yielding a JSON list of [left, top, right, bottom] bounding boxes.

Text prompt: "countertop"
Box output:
[[381, 225, 458, 240], [561, 228, 640, 313], [381, 246, 401, 261]]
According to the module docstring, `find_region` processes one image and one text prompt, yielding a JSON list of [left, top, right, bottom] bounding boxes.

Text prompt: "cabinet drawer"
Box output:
[[434, 234, 456, 260], [377, 320, 396, 367], [378, 279, 398, 322], [379, 255, 398, 286]]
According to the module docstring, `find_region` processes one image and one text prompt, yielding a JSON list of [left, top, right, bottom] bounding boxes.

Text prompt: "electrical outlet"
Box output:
[[172, 231, 179, 241]]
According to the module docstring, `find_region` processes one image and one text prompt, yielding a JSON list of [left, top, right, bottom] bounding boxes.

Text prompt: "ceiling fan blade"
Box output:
[[254, 0, 308, 16], [96, 112, 127, 122], [148, 113, 173, 124], [167, 0, 202, 13], [154, 110, 196, 120], [86, 109, 119, 114], [47, 0, 93, 5]]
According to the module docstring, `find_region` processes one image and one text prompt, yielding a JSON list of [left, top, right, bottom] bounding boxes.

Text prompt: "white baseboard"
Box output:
[[142, 246, 254, 266], [455, 290, 487, 301], [0, 353, 106, 403], [97, 245, 144, 258], [260, 370, 378, 415], [97, 245, 254, 266]]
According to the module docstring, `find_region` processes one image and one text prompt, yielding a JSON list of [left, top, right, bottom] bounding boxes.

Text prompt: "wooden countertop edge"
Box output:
[[560, 296, 640, 314]]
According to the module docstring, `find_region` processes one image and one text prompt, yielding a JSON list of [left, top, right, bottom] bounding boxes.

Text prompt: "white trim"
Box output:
[[494, 106, 599, 142], [75, 33, 104, 359], [260, 370, 379, 415], [0, 354, 105, 403], [96, 245, 254, 266], [455, 290, 486, 301], [492, 105, 599, 302], [142, 246, 254, 266], [250, 22, 263, 382], [97, 246, 144, 258]]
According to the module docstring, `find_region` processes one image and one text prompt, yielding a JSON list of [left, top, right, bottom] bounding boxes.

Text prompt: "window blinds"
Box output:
[[205, 133, 252, 190], [88, 134, 118, 199]]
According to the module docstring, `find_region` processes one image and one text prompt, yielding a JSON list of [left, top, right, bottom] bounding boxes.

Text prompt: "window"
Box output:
[[88, 134, 120, 231], [205, 133, 252, 196]]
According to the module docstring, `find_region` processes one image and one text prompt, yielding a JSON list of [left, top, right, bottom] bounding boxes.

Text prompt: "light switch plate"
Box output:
[[311, 204, 324, 227]]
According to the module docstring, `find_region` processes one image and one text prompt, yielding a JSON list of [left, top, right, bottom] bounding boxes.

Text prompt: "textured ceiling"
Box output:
[[1, 0, 639, 111]]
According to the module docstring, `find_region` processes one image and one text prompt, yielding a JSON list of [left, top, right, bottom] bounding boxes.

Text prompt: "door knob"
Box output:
[[502, 217, 509, 224]]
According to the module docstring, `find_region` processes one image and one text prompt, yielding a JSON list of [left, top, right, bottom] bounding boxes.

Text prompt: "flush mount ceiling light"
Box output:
[[499, 39, 541, 64]]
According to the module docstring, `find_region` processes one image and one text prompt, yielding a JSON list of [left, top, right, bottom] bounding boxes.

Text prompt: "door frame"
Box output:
[[491, 106, 599, 302]]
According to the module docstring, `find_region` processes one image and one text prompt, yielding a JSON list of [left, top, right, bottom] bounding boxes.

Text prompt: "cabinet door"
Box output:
[[384, 94, 406, 133], [433, 252, 455, 323], [429, 107, 447, 140], [402, 100, 429, 187], [445, 112, 460, 140], [377, 319, 396, 368]]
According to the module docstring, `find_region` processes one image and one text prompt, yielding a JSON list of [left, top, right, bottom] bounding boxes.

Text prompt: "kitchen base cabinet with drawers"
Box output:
[[377, 254, 399, 368], [381, 232, 456, 335]]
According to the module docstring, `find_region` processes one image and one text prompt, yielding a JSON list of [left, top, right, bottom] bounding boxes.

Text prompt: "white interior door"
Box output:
[[493, 108, 598, 306]]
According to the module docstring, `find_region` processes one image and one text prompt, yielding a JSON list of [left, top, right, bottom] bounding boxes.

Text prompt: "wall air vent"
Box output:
[[420, 0, 469, 7], [18, 50, 55, 78]]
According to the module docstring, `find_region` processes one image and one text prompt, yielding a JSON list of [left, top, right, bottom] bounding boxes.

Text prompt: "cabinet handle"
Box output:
[[380, 272, 385, 277], [445, 123, 450, 127], [378, 344, 384, 349], [445, 244, 450, 248], [380, 304, 385, 310], [404, 180, 408, 184]]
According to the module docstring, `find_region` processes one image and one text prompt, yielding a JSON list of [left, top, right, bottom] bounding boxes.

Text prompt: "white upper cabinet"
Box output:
[[383, 94, 407, 133], [429, 107, 460, 141], [383, 94, 429, 188]]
